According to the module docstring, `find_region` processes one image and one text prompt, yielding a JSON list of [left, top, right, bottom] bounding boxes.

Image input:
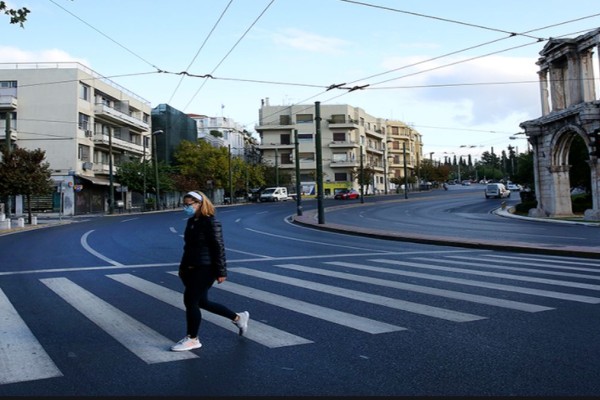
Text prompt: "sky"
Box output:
[[2, 0, 600, 162]]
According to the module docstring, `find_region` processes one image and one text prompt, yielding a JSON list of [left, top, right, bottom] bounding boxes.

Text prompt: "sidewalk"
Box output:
[[291, 205, 600, 258]]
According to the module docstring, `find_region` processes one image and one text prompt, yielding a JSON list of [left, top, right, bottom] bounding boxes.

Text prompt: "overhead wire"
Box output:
[[167, 0, 234, 104], [182, 0, 276, 112]]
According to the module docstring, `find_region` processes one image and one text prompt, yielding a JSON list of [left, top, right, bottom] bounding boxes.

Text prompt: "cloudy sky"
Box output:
[[2, 0, 600, 162]]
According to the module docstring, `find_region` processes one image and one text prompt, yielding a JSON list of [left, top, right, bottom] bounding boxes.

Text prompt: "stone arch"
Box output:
[[547, 125, 591, 216]]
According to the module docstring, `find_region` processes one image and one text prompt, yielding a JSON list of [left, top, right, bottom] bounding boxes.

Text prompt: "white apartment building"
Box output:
[[187, 114, 250, 158], [0, 63, 152, 216], [255, 99, 422, 197]]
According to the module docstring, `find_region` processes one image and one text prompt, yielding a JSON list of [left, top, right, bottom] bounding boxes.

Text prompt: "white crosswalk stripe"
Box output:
[[109, 273, 313, 348], [40, 277, 198, 364], [230, 267, 486, 322], [0, 288, 63, 385], [2, 252, 600, 386]]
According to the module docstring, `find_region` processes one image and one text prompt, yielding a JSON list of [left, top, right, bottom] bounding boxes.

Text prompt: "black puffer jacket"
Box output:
[[179, 215, 227, 278]]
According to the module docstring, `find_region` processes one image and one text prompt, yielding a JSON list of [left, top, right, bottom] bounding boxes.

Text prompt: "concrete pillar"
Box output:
[[538, 69, 550, 116]]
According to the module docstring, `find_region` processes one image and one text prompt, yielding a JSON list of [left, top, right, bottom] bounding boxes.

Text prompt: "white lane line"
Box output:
[[244, 227, 394, 253], [230, 267, 485, 322], [110, 273, 312, 348], [0, 288, 63, 385], [287, 262, 552, 313], [80, 230, 123, 266], [371, 259, 600, 304], [411, 257, 600, 291], [40, 277, 197, 364], [214, 281, 406, 334]]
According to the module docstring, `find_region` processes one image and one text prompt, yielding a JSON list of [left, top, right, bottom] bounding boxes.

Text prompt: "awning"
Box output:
[[78, 175, 121, 187]]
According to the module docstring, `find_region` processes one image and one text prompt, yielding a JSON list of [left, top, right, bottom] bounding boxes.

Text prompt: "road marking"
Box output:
[[110, 273, 312, 348], [214, 281, 406, 334], [370, 259, 600, 304], [40, 277, 198, 364], [411, 257, 600, 291], [463, 254, 600, 272], [80, 230, 123, 266], [282, 262, 552, 313], [0, 288, 63, 385], [231, 267, 486, 322]]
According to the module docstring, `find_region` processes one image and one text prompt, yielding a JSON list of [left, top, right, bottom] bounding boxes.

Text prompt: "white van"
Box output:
[[485, 183, 510, 199], [259, 187, 289, 202]]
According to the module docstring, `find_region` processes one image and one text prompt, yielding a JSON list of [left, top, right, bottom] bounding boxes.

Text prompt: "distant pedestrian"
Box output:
[[171, 190, 249, 352]]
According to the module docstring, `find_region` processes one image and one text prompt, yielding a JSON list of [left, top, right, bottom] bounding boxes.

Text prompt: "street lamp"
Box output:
[[402, 141, 408, 199], [142, 135, 148, 209], [152, 130, 163, 210], [109, 127, 115, 214]]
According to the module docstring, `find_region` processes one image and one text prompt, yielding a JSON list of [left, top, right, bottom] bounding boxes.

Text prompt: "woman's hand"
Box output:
[[216, 276, 227, 284]]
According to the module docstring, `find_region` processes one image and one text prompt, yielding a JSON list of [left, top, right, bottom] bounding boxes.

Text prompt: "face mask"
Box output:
[[183, 205, 196, 217]]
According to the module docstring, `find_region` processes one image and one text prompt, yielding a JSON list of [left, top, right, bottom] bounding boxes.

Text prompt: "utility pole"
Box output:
[[315, 102, 324, 224], [360, 145, 364, 203], [403, 141, 408, 199], [108, 127, 115, 214], [4, 112, 12, 217], [294, 129, 302, 216]]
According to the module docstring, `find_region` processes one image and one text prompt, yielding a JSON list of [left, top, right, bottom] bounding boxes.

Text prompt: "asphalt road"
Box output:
[[1, 190, 600, 396]]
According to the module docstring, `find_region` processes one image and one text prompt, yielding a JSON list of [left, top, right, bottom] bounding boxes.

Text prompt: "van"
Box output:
[[259, 187, 289, 202], [485, 183, 510, 199]]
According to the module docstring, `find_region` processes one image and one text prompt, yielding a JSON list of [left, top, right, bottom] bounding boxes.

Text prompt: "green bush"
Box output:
[[515, 200, 537, 214], [571, 193, 592, 213]]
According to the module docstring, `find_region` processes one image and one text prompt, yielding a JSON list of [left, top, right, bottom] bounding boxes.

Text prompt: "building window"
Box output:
[[296, 114, 313, 123], [279, 115, 291, 125], [297, 133, 313, 141], [332, 132, 346, 141], [0, 80, 17, 88], [281, 152, 292, 164], [78, 144, 91, 161], [298, 152, 314, 162], [280, 133, 291, 144], [79, 83, 91, 101], [78, 113, 90, 130], [334, 172, 347, 181]]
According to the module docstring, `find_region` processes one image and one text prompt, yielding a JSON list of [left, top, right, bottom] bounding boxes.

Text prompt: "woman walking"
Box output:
[[171, 190, 249, 352]]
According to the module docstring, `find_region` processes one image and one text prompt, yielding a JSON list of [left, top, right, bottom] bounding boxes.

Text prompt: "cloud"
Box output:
[[0, 46, 89, 65], [376, 54, 541, 125], [271, 28, 350, 54]]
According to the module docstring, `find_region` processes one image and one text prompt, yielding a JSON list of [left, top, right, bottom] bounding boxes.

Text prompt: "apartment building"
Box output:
[[255, 99, 422, 197], [0, 63, 152, 216]]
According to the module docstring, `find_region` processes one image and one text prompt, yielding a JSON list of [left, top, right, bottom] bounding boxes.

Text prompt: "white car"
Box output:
[[506, 183, 523, 191]]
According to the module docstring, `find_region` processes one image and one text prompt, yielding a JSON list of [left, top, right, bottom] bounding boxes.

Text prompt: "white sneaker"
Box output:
[[170, 336, 202, 352], [233, 311, 249, 336]]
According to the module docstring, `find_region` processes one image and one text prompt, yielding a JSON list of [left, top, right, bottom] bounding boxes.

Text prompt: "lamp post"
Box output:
[[402, 141, 408, 199], [142, 135, 147, 210], [108, 127, 115, 214], [152, 130, 163, 210], [359, 145, 364, 203], [228, 144, 233, 204]]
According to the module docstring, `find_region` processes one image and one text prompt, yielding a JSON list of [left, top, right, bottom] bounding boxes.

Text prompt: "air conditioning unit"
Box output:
[[82, 162, 93, 170], [85, 130, 93, 137]]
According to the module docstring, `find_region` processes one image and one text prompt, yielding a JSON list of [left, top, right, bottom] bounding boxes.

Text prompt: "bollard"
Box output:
[[32, 215, 38, 225], [501, 201, 507, 210], [0, 213, 4, 222], [17, 217, 25, 228]]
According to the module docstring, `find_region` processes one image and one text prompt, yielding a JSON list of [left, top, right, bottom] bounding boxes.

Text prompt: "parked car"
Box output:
[[259, 187, 289, 202], [334, 189, 360, 200], [485, 183, 511, 199], [506, 183, 523, 191]]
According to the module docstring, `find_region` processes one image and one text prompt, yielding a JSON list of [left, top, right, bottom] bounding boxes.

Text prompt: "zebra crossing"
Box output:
[[2, 252, 600, 385]]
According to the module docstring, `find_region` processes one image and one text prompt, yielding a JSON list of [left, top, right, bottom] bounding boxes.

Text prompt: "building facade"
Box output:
[[255, 99, 422, 197], [0, 62, 152, 216]]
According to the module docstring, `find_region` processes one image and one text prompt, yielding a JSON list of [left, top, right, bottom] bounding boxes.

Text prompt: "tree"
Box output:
[[0, 146, 54, 223], [1, 2, 30, 27]]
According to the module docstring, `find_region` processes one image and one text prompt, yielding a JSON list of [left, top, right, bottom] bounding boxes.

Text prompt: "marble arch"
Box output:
[[520, 28, 600, 220]]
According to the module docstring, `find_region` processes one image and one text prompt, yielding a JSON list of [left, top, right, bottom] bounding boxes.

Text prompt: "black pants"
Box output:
[[179, 267, 237, 338]]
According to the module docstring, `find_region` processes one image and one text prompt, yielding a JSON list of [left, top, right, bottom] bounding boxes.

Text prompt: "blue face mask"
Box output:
[[183, 205, 196, 217]]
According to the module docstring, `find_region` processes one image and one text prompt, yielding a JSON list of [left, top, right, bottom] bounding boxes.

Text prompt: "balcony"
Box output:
[[329, 140, 359, 149], [0, 95, 17, 110], [94, 103, 149, 131], [365, 127, 385, 139], [0, 127, 17, 141], [330, 160, 359, 168], [366, 146, 384, 155], [327, 118, 359, 129], [92, 133, 144, 154], [258, 143, 295, 150]]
